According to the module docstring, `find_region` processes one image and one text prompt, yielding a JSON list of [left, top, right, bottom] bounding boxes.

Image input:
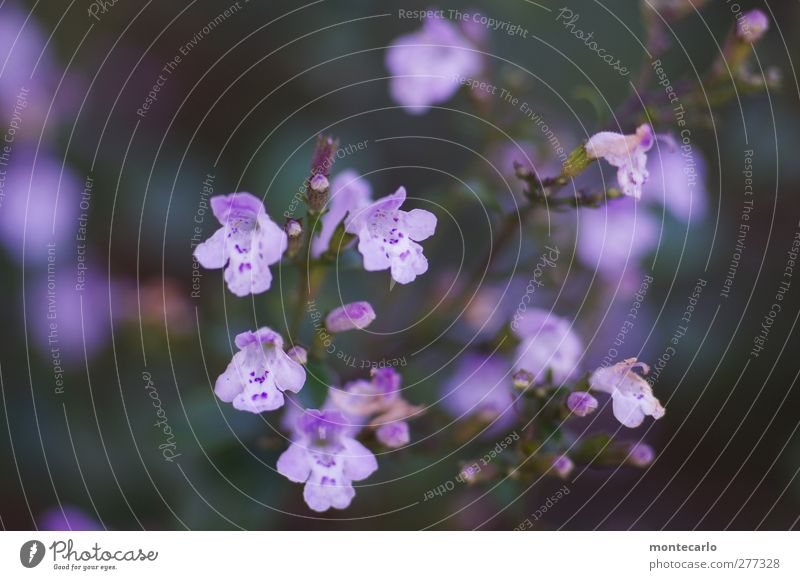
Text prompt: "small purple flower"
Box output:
[[737, 10, 769, 44], [585, 124, 655, 199], [589, 358, 665, 428], [385, 18, 483, 115], [309, 173, 329, 193], [312, 170, 373, 258], [214, 327, 306, 413], [277, 409, 378, 512], [193, 192, 287, 297], [512, 309, 583, 386], [442, 352, 515, 435], [576, 198, 659, 281], [552, 455, 574, 479], [346, 186, 437, 284], [629, 442, 655, 467], [376, 421, 410, 448], [643, 143, 708, 222], [325, 301, 376, 333], [39, 505, 102, 531], [567, 391, 599, 417]]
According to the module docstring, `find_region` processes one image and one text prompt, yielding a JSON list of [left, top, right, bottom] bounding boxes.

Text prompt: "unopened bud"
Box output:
[[285, 219, 303, 257], [552, 454, 574, 479], [566, 391, 598, 417], [325, 301, 376, 333], [513, 369, 535, 390], [307, 174, 330, 213], [736, 10, 769, 44], [628, 442, 655, 467]]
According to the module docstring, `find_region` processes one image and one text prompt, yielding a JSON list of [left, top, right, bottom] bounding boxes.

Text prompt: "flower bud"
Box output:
[[285, 218, 303, 257], [376, 421, 409, 448], [307, 174, 330, 214], [736, 10, 769, 44], [325, 301, 376, 333], [512, 369, 535, 390], [286, 345, 308, 365], [628, 442, 655, 467], [566, 391, 598, 417], [552, 454, 574, 479]]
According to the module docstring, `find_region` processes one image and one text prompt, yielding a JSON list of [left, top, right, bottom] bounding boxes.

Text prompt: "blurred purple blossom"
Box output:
[[39, 505, 102, 531], [312, 169, 373, 258], [385, 18, 483, 115], [513, 309, 583, 385], [325, 301, 376, 333], [567, 391, 598, 417], [644, 143, 708, 223], [737, 10, 769, 44]]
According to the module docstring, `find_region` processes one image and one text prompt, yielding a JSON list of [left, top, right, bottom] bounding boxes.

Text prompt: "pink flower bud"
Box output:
[[325, 301, 376, 333], [310, 173, 329, 193], [552, 455, 574, 479], [629, 442, 655, 467], [737, 10, 769, 44]]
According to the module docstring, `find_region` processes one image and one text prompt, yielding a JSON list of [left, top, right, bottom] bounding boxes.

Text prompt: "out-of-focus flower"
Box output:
[[0, 152, 81, 265], [736, 10, 769, 44], [214, 327, 305, 413], [513, 309, 583, 385], [567, 391, 598, 417], [39, 505, 102, 531], [325, 301, 376, 333], [441, 352, 515, 434], [589, 358, 665, 428], [644, 143, 708, 223], [585, 124, 655, 199], [346, 186, 437, 284], [286, 345, 308, 365], [31, 260, 110, 363], [312, 170, 372, 258], [329, 367, 419, 448], [277, 409, 378, 512], [628, 442, 655, 466], [385, 18, 482, 114], [576, 198, 659, 281], [193, 193, 286, 297], [376, 421, 410, 447], [512, 369, 535, 390], [552, 455, 574, 479]]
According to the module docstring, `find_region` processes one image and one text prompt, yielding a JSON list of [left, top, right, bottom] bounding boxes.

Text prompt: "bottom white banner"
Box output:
[[1, 532, 797, 578]]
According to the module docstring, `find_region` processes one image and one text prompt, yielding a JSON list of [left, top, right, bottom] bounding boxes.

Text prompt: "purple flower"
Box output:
[[277, 409, 378, 512], [39, 505, 102, 531], [193, 192, 287, 297], [376, 421, 410, 448], [385, 18, 483, 114], [312, 170, 373, 258], [442, 352, 515, 434], [643, 143, 708, 222], [0, 151, 81, 264], [576, 198, 659, 281], [629, 442, 655, 467], [325, 301, 376, 333], [512, 309, 583, 385], [737, 10, 769, 44], [552, 455, 574, 478], [214, 327, 306, 413], [567, 391, 599, 417], [589, 358, 665, 428], [346, 186, 437, 284], [585, 124, 655, 199]]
